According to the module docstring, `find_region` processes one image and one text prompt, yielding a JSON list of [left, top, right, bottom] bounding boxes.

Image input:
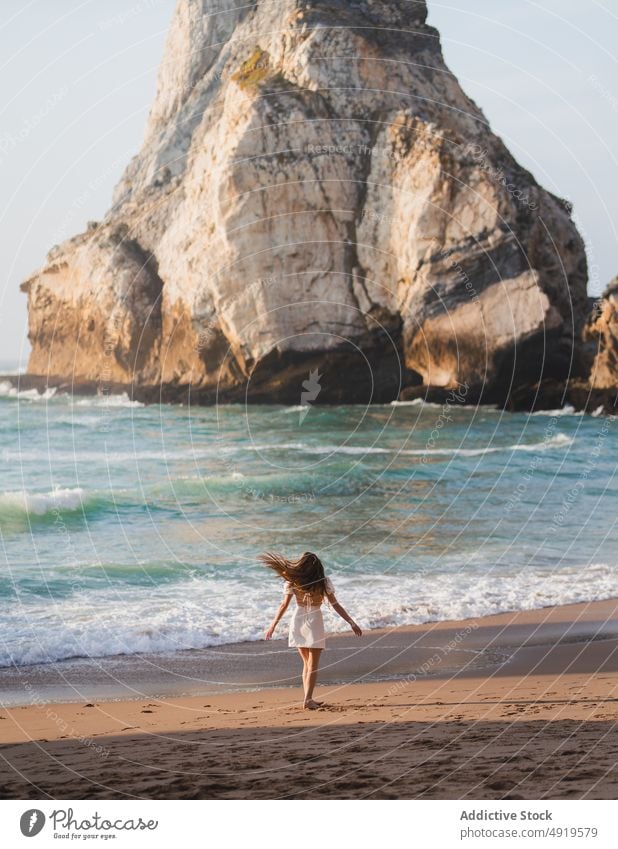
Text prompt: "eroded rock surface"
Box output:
[[21, 0, 589, 405], [585, 279, 618, 391]]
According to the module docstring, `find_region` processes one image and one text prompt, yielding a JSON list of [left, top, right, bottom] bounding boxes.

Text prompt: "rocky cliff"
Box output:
[[585, 279, 618, 390], [21, 0, 591, 405]]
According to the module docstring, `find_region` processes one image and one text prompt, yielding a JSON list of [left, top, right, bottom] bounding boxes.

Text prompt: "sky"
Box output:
[[0, 0, 616, 366]]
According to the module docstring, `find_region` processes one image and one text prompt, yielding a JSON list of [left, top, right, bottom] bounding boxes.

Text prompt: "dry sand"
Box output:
[[1, 599, 617, 799]]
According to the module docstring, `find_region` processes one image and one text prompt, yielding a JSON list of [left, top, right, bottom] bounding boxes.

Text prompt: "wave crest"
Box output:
[[249, 433, 574, 457], [0, 487, 86, 518]]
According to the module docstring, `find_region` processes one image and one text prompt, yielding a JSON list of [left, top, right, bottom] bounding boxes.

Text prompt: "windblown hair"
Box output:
[[259, 551, 327, 597]]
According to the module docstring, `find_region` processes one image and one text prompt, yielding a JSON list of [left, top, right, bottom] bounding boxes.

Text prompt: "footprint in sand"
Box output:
[[488, 780, 515, 791]]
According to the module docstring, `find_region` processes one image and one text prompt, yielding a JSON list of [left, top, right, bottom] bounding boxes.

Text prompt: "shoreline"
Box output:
[[1, 596, 617, 799], [2, 372, 616, 414], [2, 597, 617, 708]]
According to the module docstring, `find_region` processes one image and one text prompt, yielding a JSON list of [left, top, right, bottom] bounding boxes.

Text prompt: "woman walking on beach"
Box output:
[[261, 551, 362, 709]]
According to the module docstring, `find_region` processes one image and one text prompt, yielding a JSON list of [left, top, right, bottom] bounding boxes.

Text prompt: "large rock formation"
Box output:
[[21, 0, 590, 405]]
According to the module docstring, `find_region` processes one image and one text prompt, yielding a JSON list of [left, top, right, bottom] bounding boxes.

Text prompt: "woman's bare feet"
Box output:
[[303, 699, 322, 710]]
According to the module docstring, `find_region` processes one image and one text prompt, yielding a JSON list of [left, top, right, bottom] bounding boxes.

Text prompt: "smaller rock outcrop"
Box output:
[[585, 278, 618, 390], [497, 277, 618, 414]]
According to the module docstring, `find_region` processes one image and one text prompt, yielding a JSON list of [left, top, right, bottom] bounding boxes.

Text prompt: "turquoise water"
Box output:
[[0, 378, 616, 667]]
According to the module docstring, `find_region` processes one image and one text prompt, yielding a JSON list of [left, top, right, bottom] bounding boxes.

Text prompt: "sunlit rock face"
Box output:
[[585, 279, 618, 391], [22, 0, 588, 404]]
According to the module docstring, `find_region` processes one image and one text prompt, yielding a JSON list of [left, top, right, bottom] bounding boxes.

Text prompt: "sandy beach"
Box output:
[[1, 598, 617, 799]]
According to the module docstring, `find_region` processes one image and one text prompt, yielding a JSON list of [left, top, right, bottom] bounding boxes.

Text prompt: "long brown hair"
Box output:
[[259, 551, 327, 597]]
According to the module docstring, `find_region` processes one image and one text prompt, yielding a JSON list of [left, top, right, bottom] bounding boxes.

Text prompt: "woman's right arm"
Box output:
[[264, 593, 292, 640]]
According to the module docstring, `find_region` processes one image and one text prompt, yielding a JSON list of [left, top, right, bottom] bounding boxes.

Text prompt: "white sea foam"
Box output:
[[249, 433, 574, 457], [529, 405, 585, 417], [0, 487, 86, 517], [2, 562, 616, 668], [391, 399, 590, 418], [389, 399, 504, 412], [0, 380, 57, 401], [3, 432, 574, 468], [0, 380, 20, 397], [0, 383, 146, 407], [3, 446, 227, 464], [74, 393, 144, 408], [390, 398, 433, 408], [400, 432, 574, 457]]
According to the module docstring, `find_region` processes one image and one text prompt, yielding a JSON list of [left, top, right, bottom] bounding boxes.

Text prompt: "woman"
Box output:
[[260, 551, 362, 709]]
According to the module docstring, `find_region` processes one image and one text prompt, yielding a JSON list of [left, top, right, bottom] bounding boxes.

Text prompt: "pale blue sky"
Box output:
[[1, 0, 616, 365]]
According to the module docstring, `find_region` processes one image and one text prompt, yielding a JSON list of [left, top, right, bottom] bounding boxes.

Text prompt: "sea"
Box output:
[[0, 370, 616, 670]]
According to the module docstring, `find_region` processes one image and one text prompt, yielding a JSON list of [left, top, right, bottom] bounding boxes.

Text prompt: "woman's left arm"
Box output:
[[264, 594, 292, 640], [325, 583, 362, 637]]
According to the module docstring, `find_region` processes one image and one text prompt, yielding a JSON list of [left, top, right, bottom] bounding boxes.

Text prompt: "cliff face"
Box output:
[[21, 0, 589, 404]]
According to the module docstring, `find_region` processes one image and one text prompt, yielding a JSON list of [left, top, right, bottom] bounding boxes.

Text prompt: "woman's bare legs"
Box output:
[[304, 648, 323, 709], [297, 647, 309, 697]]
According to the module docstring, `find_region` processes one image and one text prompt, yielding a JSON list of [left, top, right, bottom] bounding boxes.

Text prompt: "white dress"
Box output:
[[284, 577, 335, 649]]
